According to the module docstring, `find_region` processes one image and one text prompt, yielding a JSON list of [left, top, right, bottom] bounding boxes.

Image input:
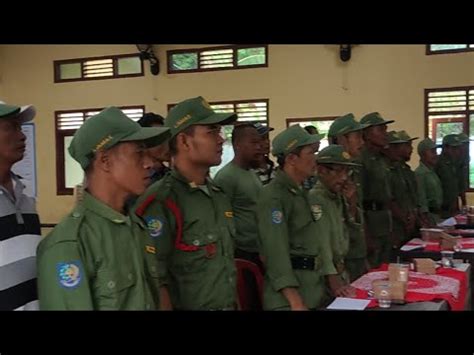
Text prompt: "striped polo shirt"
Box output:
[[0, 173, 41, 310]]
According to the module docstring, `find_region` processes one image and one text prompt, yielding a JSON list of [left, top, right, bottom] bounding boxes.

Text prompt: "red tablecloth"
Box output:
[[351, 264, 468, 311], [403, 238, 474, 252]]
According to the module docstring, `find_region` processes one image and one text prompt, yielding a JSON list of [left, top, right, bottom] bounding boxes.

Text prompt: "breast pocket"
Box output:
[[173, 228, 222, 273], [94, 269, 136, 310]]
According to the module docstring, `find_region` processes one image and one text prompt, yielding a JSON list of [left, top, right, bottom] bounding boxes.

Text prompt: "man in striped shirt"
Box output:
[[0, 102, 40, 310]]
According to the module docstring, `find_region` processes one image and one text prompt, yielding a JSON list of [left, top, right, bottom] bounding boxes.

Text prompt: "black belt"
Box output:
[[363, 200, 389, 211], [291, 256, 318, 271]]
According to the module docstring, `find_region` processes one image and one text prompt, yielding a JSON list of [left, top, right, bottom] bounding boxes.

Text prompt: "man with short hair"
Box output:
[[138, 112, 170, 184], [214, 123, 264, 309], [251, 123, 276, 186], [214, 123, 263, 264], [0, 103, 40, 310]]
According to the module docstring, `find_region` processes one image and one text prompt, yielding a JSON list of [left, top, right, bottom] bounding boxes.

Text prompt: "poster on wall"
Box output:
[[12, 123, 37, 198]]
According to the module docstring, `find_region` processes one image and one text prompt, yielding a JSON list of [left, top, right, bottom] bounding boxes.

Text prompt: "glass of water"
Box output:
[[375, 281, 392, 309]]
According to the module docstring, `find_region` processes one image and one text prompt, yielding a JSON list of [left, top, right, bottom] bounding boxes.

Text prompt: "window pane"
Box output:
[[430, 44, 467, 51], [171, 53, 198, 70], [117, 56, 142, 75], [64, 136, 85, 188], [237, 47, 266, 66], [59, 63, 81, 80], [434, 122, 463, 144]]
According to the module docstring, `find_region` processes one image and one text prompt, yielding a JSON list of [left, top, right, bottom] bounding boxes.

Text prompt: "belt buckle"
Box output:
[[313, 256, 319, 270]]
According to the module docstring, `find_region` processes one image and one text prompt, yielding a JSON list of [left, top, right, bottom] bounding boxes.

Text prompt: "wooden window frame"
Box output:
[[167, 98, 270, 126], [54, 53, 144, 83], [426, 45, 474, 55], [55, 105, 145, 195], [167, 45, 268, 74], [425, 85, 474, 191]]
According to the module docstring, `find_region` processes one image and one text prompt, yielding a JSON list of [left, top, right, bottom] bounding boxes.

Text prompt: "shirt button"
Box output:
[[207, 234, 214, 240], [146, 304, 151, 310], [193, 240, 200, 246], [72, 212, 81, 218], [151, 266, 157, 272], [107, 281, 116, 289], [229, 277, 233, 283], [128, 273, 133, 280]]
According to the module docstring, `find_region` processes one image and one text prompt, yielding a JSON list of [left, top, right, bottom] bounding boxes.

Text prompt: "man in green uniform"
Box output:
[[415, 138, 443, 226], [251, 124, 276, 186], [384, 130, 420, 246], [302, 125, 324, 190], [214, 123, 264, 309], [435, 134, 463, 218], [134, 97, 238, 310], [37, 107, 171, 310], [327, 113, 369, 281], [457, 133, 470, 210], [359, 112, 394, 268], [214, 123, 263, 264], [309, 145, 360, 295], [257, 125, 338, 311]]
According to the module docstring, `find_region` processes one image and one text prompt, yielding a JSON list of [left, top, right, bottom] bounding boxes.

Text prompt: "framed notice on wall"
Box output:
[[12, 123, 37, 198]]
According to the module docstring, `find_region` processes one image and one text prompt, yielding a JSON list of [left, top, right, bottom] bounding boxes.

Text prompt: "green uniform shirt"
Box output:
[[135, 169, 237, 310], [388, 161, 419, 241], [308, 181, 351, 281], [457, 158, 469, 194], [415, 162, 443, 224], [435, 154, 459, 217], [37, 192, 160, 310], [256, 171, 331, 310], [214, 161, 262, 253], [345, 164, 367, 259], [359, 146, 392, 237]]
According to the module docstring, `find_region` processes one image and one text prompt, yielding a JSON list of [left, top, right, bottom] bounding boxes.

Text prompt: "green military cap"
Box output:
[[272, 125, 324, 157], [360, 112, 394, 128], [166, 96, 237, 138], [0, 103, 21, 118], [387, 130, 419, 144], [315, 144, 361, 166], [442, 134, 463, 147], [0, 102, 36, 123], [328, 113, 369, 137], [417, 137, 440, 155], [457, 132, 471, 144], [69, 106, 171, 169]]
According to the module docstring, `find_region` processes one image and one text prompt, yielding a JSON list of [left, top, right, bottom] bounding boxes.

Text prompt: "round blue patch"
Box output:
[[271, 209, 283, 224], [57, 261, 82, 289], [146, 217, 164, 238]]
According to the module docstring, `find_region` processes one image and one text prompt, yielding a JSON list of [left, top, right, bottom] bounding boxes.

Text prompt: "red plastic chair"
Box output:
[[235, 258, 264, 310]]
